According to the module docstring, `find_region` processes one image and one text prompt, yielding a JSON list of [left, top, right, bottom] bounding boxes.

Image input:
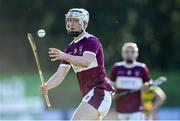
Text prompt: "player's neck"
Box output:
[[73, 31, 86, 41], [125, 60, 136, 65], [123, 60, 137, 68]]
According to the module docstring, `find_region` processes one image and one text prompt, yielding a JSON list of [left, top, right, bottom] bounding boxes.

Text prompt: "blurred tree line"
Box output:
[[0, 0, 179, 71]]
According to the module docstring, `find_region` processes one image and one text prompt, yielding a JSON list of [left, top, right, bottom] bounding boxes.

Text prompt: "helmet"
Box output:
[[65, 8, 89, 37]]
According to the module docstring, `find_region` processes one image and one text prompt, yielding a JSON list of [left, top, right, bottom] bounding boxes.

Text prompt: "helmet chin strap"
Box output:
[[67, 30, 83, 37]]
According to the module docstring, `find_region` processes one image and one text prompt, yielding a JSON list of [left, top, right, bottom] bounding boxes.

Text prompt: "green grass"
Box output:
[[150, 71, 180, 107], [0, 70, 179, 108]]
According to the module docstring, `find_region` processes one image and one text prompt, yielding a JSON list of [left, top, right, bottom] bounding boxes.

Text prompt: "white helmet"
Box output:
[[65, 8, 89, 36]]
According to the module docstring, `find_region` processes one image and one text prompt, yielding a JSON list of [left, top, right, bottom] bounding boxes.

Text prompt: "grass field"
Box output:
[[0, 70, 179, 108]]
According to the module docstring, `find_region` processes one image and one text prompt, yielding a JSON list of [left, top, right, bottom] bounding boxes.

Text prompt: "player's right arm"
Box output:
[[40, 64, 71, 95]]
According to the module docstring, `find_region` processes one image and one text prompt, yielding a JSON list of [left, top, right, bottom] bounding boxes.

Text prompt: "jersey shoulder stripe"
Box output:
[[113, 61, 146, 68], [67, 32, 98, 46], [135, 62, 146, 68], [85, 32, 97, 39], [113, 61, 124, 66]]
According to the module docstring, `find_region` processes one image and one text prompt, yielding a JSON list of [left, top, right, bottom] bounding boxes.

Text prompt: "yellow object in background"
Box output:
[[142, 90, 155, 112]]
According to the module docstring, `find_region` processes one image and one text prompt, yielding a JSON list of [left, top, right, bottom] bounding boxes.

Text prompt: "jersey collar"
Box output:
[[73, 31, 93, 43], [122, 61, 137, 68]]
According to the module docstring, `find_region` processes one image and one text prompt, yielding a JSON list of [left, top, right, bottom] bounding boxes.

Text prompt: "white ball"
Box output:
[[37, 29, 46, 38]]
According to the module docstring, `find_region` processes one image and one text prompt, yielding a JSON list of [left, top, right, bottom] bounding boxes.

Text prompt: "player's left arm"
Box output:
[[49, 48, 96, 68], [63, 51, 95, 68], [49, 38, 100, 68], [142, 64, 153, 90]]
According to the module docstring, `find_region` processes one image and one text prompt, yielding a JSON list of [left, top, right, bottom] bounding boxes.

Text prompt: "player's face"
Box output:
[[122, 47, 138, 63], [66, 18, 82, 32]]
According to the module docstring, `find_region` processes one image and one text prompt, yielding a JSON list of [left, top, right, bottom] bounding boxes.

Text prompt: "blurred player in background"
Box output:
[[142, 83, 166, 120], [110, 42, 152, 120], [40, 8, 113, 120]]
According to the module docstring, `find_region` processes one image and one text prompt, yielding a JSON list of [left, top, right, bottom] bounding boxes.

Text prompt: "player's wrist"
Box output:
[[62, 53, 70, 61], [56, 51, 66, 61]]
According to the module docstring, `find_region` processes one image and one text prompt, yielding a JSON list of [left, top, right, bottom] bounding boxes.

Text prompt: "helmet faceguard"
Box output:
[[65, 8, 89, 37]]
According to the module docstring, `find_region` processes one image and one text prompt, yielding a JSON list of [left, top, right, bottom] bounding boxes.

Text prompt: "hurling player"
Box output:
[[110, 42, 152, 120], [40, 8, 113, 120]]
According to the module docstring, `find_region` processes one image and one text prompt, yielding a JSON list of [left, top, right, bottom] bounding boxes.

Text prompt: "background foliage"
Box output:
[[0, 0, 180, 70]]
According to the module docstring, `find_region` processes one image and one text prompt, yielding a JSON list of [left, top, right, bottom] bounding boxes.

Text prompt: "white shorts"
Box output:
[[82, 87, 112, 119], [117, 112, 145, 120]]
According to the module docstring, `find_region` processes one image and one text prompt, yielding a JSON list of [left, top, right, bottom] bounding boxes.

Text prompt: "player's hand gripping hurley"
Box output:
[[116, 76, 167, 97], [27, 33, 51, 108]]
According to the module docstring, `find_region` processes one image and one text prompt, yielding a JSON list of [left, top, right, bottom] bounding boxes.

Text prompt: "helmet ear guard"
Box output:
[[83, 21, 88, 30]]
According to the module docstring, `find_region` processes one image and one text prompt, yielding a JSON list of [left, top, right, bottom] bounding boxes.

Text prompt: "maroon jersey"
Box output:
[[61, 32, 113, 96], [110, 61, 151, 113]]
